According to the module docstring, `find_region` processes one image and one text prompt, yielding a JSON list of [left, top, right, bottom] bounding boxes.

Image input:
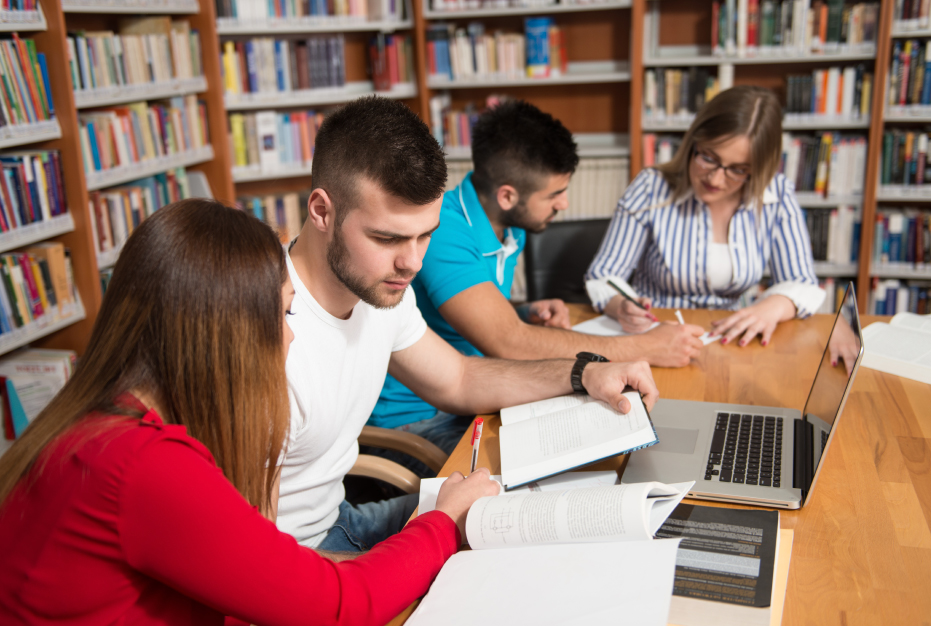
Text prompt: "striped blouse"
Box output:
[[585, 168, 826, 317]]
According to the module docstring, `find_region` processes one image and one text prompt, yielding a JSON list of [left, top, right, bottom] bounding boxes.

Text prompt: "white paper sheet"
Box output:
[[572, 315, 659, 336], [405, 538, 682, 626]]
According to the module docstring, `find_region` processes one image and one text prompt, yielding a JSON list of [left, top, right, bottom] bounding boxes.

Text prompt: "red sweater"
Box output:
[[0, 403, 459, 625]]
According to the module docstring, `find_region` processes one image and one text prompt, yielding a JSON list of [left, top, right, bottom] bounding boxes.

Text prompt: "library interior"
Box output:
[[0, 0, 929, 624]]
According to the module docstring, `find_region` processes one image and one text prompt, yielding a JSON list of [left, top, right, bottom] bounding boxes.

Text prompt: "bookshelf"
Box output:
[[863, 4, 931, 312], [0, 0, 917, 360], [15, 0, 233, 355], [217, 1, 418, 237]]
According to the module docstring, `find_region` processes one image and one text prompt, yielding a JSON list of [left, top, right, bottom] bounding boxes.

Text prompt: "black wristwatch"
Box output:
[[571, 352, 610, 394]]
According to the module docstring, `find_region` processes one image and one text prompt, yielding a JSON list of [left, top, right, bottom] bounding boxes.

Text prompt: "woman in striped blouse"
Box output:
[[586, 85, 825, 348]]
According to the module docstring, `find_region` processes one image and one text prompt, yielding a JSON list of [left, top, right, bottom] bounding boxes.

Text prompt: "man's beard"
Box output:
[[501, 199, 557, 234], [326, 225, 412, 310]]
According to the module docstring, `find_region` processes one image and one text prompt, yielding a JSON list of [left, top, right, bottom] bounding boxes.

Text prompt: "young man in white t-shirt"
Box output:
[[277, 97, 660, 554]]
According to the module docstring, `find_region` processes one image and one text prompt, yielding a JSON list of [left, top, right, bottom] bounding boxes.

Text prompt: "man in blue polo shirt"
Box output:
[[369, 101, 704, 466]]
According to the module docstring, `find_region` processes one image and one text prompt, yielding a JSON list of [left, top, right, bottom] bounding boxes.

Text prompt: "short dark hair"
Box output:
[[311, 97, 447, 223], [470, 100, 579, 199]]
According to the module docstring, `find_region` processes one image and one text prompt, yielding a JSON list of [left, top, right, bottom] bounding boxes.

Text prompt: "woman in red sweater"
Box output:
[[0, 199, 499, 626]]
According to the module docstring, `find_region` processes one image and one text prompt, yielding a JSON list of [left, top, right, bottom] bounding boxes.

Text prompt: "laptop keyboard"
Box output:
[[705, 413, 783, 488]]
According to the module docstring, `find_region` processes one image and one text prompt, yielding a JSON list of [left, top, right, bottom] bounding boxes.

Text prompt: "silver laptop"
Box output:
[[623, 282, 864, 509]]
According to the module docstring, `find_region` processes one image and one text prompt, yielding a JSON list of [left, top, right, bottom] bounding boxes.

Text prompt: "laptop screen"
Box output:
[[799, 282, 863, 497]]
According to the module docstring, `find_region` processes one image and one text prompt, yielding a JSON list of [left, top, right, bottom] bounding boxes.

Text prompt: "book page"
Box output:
[[417, 471, 618, 516], [864, 323, 931, 367], [890, 312, 931, 333], [499, 392, 657, 488], [406, 539, 682, 626], [465, 482, 666, 550], [500, 393, 593, 426]]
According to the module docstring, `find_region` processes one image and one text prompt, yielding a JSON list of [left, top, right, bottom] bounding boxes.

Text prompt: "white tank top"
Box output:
[[706, 242, 733, 292]]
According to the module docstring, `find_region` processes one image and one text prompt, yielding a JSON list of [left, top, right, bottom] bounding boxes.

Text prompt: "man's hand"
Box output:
[[580, 360, 659, 413], [635, 322, 705, 368], [435, 468, 502, 541], [711, 295, 796, 347], [828, 316, 861, 376], [525, 299, 572, 329]]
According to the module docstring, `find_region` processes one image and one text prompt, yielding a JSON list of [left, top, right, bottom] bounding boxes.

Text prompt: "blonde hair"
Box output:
[[0, 200, 290, 516], [654, 85, 783, 210]]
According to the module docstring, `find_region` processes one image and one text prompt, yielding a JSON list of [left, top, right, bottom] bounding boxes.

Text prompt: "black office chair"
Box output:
[[524, 218, 610, 303]]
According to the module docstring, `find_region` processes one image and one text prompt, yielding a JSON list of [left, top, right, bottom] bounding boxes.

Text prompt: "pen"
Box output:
[[607, 279, 658, 321], [675, 310, 685, 325], [470, 418, 484, 474]]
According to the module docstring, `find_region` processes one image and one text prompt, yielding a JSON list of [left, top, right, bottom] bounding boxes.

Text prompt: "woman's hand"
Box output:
[[435, 468, 502, 541], [711, 295, 796, 347], [604, 294, 659, 334]]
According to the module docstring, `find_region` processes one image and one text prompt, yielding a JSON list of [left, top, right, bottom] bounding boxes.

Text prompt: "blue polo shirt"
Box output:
[[369, 172, 526, 428]]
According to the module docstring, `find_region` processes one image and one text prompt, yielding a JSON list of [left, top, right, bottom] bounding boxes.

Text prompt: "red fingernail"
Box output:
[[739, 340, 746, 347], [832, 361, 837, 367], [721, 338, 728, 344], [645, 303, 651, 310], [762, 340, 768, 346]]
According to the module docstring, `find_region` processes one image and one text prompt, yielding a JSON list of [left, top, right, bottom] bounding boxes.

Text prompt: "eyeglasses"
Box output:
[[692, 148, 751, 182]]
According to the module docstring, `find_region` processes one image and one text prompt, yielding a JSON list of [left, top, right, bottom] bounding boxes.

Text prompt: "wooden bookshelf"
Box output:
[[4, 0, 914, 357], [413, 0, 634, 169], [23, 0, 233, 355]]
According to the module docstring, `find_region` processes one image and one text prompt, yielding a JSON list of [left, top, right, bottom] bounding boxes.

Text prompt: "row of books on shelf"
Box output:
[[430, 0, 611, 11], [643, 68, 720, 118], [0, 243, 78, 337], [0, 349, 78, 445], [817, 277, 854, 314], [881, 130, 930, 186], [781, 132, 866, 197], [804, 204, 859, 264], [872, 210, 930, 266], [426, 20, 567, 81], [889, 40, 931, 109], [215, 0, 406, 21], [221, 36, 347, 97], [78, 96, 209, 176], [709, 0, 878, 58], [641, 133, 678, 168], [239, 192, 305, 243], [785, 65, 872, 116], [230, 109, 324, 173], [370, 34, 415, 91], [66, 19, 204, 95], [870, 279, 931, 315], [0, 35, 55, 131], [893, 0, 931, 30], [1, 1, 39, 12], [0, 151, 67, 235], [88, 168, 192, 257]]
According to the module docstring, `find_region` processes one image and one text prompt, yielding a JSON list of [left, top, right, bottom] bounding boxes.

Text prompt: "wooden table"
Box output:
[[391, 305, 931, 625]]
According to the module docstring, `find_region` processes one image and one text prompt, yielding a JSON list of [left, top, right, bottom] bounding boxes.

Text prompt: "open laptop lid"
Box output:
[[797, 282, 864, 504]]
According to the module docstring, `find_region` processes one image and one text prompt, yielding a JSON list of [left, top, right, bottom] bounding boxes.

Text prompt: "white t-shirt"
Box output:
[[276, 252, 427, 547]]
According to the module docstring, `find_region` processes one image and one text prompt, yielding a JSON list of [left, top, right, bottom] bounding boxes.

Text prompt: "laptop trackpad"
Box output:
[[653, 428, 700, 454]]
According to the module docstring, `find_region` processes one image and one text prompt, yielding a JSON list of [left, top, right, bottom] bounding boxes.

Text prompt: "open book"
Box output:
[[408, 476, 692, 626], [862, 312, 931, 384], [418, 471, 693, 549], [498, 391, 659, 490]]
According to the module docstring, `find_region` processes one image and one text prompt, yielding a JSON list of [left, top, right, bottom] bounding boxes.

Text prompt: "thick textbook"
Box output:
[[861, 312, 931, 384], [498, 391, 659, 489]]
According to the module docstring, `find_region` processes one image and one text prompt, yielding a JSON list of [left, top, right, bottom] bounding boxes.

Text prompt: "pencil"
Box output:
[[607, 279, 647, 311]]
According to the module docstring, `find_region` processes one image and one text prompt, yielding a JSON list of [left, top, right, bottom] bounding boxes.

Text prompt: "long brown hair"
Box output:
[[0, 199, 289, 515], [655, 85, 783, 210]]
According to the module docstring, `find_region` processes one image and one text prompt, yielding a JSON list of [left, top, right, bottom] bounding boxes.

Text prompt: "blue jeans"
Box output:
[[317, 493, 420, 552], [362, 411, 475, 477]]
